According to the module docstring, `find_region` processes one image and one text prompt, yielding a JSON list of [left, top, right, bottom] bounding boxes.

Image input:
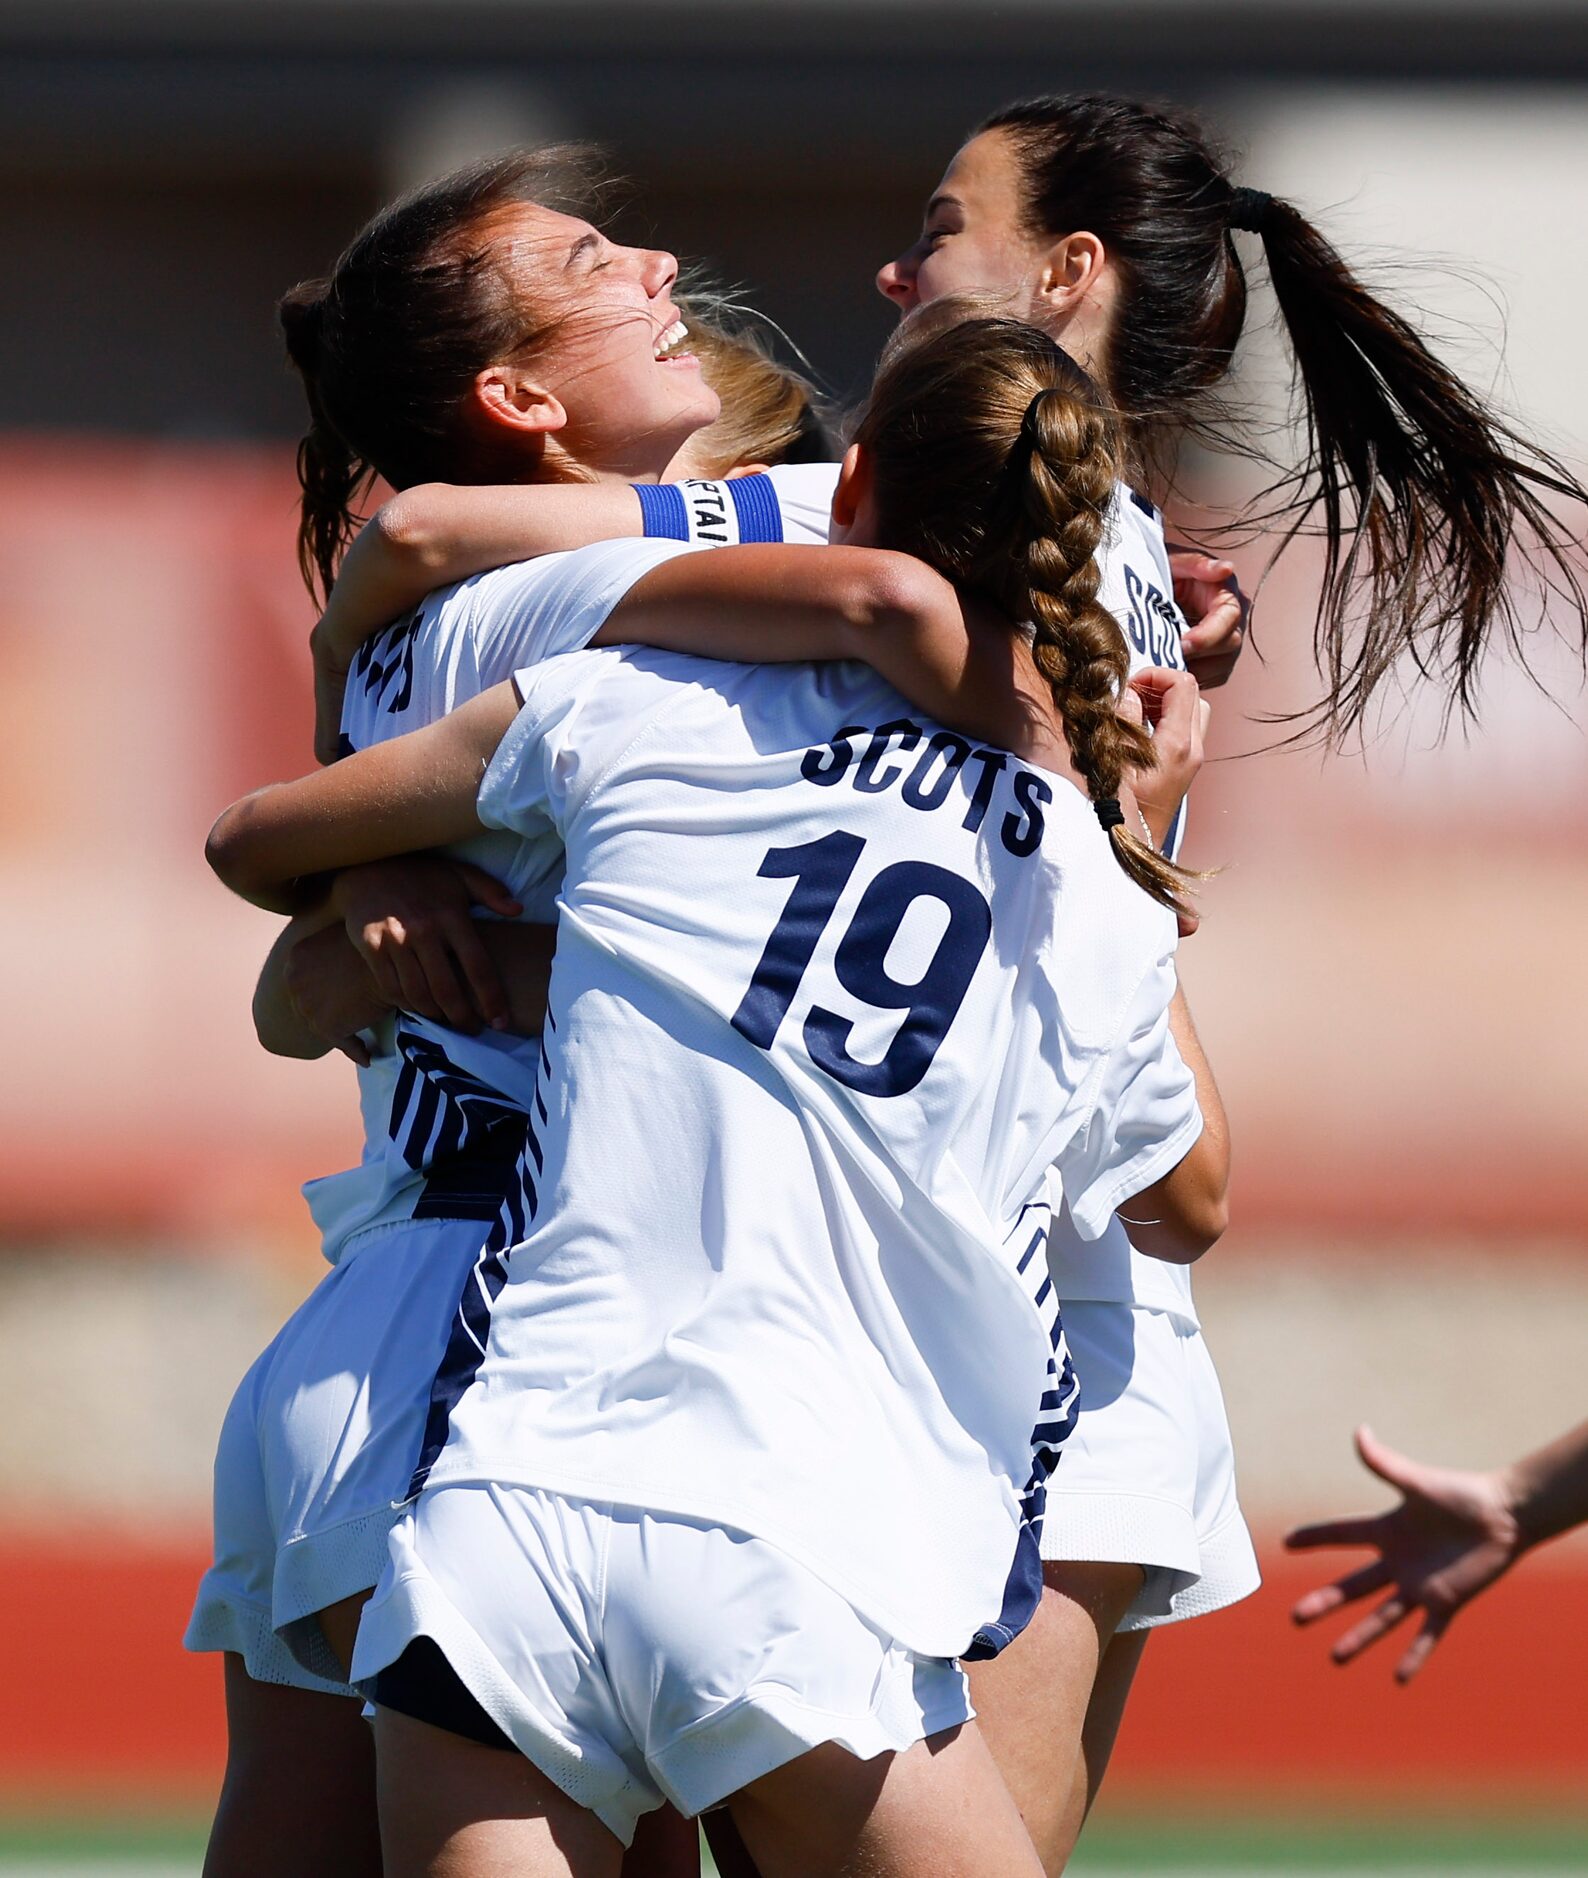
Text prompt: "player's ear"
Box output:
[[831, 443, 873, 535], [1031, 231, 1108, 322], [468, 363, 568, 441]]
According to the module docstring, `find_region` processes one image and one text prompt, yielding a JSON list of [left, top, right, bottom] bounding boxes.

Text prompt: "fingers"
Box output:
[[1129, 664, 1196, 719], [355, 926, 412, 1013], [402, 934, 477, 1033], [1166, 550, 1237, 583], [363, 923, 447, 1026], [1132, 666, 1203, 752], [1354, 1424, 1428, 1497], [1180, 593, 1246, 690], [444, 918, 511, 1032], [1283, 1517, 1383, 1552], [1291, 1559, 1393, 1627], [363, 917, 504, 1032], [335, 1034, 373, 1068], [1394, 1611, 1451, 1684], [451, 862, 523, 920], [1330, 1592, 1412, 1665]]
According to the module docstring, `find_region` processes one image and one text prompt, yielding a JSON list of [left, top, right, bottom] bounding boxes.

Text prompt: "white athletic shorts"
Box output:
[[352, 1483, 974, 1848], [1040, 1300, 1259, 1629], [184, 1217, 490, 1691]]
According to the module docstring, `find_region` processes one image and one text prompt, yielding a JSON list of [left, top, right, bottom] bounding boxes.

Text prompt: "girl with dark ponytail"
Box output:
[[866, 95, 1587, 1876], [882, 93, 1588, 739]]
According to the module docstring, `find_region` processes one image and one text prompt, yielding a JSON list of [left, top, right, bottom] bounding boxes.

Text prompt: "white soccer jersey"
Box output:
[[764, 462, 1200, 1322], [304, 539, 700, 1263], [412, 636, 1201, 1658]]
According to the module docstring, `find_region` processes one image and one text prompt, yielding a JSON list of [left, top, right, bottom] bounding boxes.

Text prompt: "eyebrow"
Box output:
[[565, 232, 602, 270], [925, 193, 963, 221]]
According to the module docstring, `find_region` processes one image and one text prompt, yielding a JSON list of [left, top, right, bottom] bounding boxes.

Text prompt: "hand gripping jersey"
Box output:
[[412, 631, 1202, 1659], [764, 464, 1201, 1325]]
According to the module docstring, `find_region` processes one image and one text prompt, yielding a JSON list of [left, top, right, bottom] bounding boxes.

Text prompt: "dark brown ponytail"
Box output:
[[279, 282, 376, 602], [854, 307, 1199, 918], [1246, 195, 1587, 733], [981, 94, 1588, 739], [278, 144, 604, 604]]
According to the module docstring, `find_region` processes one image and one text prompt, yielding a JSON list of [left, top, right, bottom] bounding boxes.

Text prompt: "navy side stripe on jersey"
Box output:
[[352, 609, 419, 715], [965, 1200, 1082, 1661], [406, 1023, 558, 1499], [389, 1030, 534, 1221]]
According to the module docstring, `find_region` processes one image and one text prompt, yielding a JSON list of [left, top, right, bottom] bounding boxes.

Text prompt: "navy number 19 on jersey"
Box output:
[[731, 831, 992, 1097]]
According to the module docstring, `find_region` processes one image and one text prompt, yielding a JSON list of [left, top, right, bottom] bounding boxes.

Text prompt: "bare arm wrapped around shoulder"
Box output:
[[207, 683, 522, 913], [1116, 987, 1231, 1263], [594, 545, 1071, 772]]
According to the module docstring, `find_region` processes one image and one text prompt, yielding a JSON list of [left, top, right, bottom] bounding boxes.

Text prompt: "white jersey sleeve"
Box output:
[[460, 537, 704, 682], [1059, 952, 1201, 1241], [764, 462, 841, 545], [476, 657, 635, 841]]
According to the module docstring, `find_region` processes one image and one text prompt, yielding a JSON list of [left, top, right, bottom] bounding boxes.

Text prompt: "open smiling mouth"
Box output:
[[653, 318, 698, 366]]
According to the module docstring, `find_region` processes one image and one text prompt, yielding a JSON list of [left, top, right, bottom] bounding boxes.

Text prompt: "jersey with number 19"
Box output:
[[414, 625, 1202, 1658]]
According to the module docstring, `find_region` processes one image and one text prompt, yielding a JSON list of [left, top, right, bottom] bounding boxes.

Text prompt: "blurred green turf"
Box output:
[[0, 1811, 1584, 1873]]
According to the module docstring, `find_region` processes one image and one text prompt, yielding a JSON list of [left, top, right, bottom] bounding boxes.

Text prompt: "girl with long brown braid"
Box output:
[[207, 308, 1223, 1878], [847, 305, 1196, 922]]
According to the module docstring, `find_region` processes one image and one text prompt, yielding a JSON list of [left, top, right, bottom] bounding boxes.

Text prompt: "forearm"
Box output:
[[312, 482, 646, 672], [254, 914, 337, 1058], [208, 687, 516, 909], [1505, 1418, 1588, 1550], [600, 547, 1067, 764], [1170, 987, 1228, 1193], [1119, 988, 1231, 1262]]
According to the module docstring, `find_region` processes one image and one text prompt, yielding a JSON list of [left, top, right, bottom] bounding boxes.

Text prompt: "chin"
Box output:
[[688, 384, 724, 428]]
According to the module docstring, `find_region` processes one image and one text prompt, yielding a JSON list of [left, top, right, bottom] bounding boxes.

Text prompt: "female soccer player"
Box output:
[[860, 95, 1588, 1869], [206, 311, 1228, 1878], [295, 98, 1588, 1872]]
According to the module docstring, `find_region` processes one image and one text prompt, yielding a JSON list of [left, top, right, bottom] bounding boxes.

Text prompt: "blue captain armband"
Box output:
[[631, 475, 784, 546]]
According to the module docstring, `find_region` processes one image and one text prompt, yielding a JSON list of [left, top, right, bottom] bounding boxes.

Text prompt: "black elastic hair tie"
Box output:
[[1227, 186, 1274, 234], [1093, 797, 1125, 832], [1020, 386, 1057, 448]]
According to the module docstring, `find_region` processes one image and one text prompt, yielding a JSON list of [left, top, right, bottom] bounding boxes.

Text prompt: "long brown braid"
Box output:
[[854, 306, 1198, 917]]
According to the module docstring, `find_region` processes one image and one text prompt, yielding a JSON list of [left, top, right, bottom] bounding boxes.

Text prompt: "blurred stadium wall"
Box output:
[[0, 0, 1584, 1835]]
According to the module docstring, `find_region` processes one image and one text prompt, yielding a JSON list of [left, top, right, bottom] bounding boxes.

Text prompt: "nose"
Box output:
[[875, 250, 918, 311], [643, 247, 680, 299]]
